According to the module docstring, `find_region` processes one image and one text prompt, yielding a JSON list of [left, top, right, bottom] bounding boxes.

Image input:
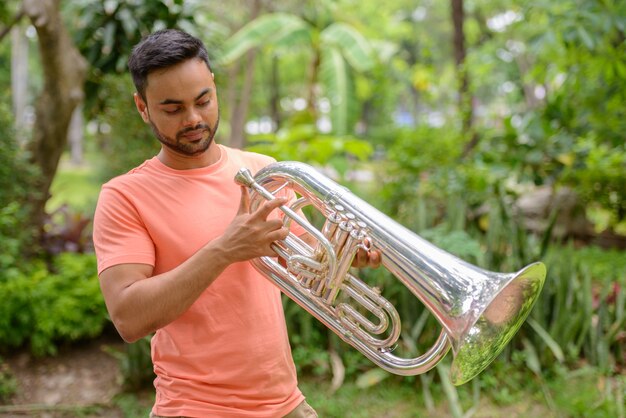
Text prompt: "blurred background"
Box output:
[[0, 0, 625, 417]]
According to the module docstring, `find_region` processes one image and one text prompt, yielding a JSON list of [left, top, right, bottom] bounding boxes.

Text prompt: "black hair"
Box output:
[[128, 29, 212, 100]]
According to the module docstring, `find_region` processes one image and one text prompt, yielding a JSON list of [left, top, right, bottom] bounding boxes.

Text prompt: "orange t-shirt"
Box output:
[[93, 145, 305, 417]]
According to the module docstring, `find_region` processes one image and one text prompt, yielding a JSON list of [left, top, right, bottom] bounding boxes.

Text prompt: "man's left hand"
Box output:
[[352, 246, 382, 269]]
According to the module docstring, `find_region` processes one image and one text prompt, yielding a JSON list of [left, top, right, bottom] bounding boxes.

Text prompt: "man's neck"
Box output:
[[157, 144, 222, 170]]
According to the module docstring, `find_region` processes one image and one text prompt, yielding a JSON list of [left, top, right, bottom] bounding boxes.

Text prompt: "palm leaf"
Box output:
[[218, 13, 310, 65], [321, 22, 374, 72], [370, 39, 399, 63], [320, 47, 357, 135]]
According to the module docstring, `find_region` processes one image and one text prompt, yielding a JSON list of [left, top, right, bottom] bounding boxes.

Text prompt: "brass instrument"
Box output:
[[235, 161, 546, 385]]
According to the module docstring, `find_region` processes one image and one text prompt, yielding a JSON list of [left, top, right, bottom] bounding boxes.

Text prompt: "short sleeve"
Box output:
[[92, 185, 156, 275]]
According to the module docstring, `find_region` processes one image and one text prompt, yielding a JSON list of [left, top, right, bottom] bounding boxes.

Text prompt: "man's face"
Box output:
[[134, 58, 219, 156]]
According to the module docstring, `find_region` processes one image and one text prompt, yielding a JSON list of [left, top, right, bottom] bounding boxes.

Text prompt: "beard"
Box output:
[[149, 115, 220, 157]]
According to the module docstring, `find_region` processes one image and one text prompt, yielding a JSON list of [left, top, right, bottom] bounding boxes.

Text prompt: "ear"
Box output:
[[134, 93, 150, 123]]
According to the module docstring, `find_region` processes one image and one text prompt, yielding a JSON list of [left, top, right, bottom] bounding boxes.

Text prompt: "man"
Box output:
[[93, 29, 379, 417]]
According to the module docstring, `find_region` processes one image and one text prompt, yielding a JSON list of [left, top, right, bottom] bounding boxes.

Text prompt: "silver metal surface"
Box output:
[[235, 162, 547, 385]]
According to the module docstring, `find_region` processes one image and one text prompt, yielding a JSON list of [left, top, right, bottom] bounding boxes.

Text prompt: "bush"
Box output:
[[0, 253, 109, 356], [0, 102, 41, 269], [0, 357, 16, 402]]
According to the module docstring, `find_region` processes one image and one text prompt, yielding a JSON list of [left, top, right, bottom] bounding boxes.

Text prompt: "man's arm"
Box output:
[[99, 187, 289, 343]]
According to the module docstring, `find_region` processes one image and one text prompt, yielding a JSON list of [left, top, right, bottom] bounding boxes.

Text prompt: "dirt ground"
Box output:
[[1, 333, 143, 418]]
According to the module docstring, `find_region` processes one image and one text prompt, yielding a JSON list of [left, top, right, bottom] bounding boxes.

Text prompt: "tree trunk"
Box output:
[[68, 104, 84, 165], [451, 0, 477, 159], [228, 47, 258, 149], [228, 0, 262, 149], [11, 22, 29, 135], [269, 55, 281, 131], [306, 48, 321, 118], [224, 61, 241, 147], [22, 0, 87, 238]]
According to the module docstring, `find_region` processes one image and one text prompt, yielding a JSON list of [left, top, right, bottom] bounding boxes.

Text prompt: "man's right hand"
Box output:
[[216, 186, 290, 263]]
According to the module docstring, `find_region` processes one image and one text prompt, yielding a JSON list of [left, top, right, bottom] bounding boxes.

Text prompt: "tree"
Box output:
[[0, 0, 204, 247], [67, 0, 198, 116], [221, 0, 263, 149], [451, 0, 478, 159], [219, 0, 376, 136], [21, 0, 88, 239]]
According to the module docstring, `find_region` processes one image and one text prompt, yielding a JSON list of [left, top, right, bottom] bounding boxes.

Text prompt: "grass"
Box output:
[[3, 367, 622, 418], [102, 366, 624, 418], [300, 365, 626, 418]]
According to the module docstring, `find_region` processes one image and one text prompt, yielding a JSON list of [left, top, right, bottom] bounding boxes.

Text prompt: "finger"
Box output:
[[263, 218, 285, 232], [237, 186, 251, 215], [254, 196, 288, 220], [266, 227, 290, 242], [353, 248, 367, 268], [368, 249, 382, 268]]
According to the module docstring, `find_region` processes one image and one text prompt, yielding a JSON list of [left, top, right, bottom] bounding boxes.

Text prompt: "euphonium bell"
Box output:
[[235, 161, 546, 385]]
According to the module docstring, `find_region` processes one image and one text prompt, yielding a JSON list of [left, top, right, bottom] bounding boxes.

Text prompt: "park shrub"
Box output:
[[0, 102, 41, 271], [0, 253, 109, 357], [0, 357, 16, 402]]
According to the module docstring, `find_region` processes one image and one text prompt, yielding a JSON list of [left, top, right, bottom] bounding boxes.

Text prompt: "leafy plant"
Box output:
[[41, 204, 93, 256], [246, 117, 373, 176], [530, 244, 626, 373], [105, 335, 155, 391], [0, 358, 16, 402], [0, 102, 41, 268], [0, 253, 109, 356]]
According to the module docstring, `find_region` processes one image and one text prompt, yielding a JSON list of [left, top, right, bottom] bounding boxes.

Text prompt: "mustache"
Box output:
[[177, 123, 211, 137]]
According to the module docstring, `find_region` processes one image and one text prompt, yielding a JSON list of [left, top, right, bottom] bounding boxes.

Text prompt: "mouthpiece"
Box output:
[[234, 168, 255, 187]]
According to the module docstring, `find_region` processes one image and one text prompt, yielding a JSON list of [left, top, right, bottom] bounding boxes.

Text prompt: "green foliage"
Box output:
[[0, 102, 41, 269], [0, 358, 16, 402], [0, 203, 31, 276], [112, 393, 153, 418], [93, 74, 160, 181], [219, 7, 377, 135], [0, 1, 20, 25], [377, 125, 472, 225], [246, 117, 373, 176], [105, 335, 155, 391], [66, 0, 199, 116], [291, 344, 332, 377], [0, 253, 109, 357], [468, 0, 626, 225], [546, 367, 626, 418], [529, 244, 626, 374], [420, 225, 484, 266], [563, 138, 626, 221], [219, 13, 310, 64], [300, 378, 431, 418]]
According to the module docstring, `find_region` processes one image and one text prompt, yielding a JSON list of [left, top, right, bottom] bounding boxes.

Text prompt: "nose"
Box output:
[[183, 107, 202, 127]]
